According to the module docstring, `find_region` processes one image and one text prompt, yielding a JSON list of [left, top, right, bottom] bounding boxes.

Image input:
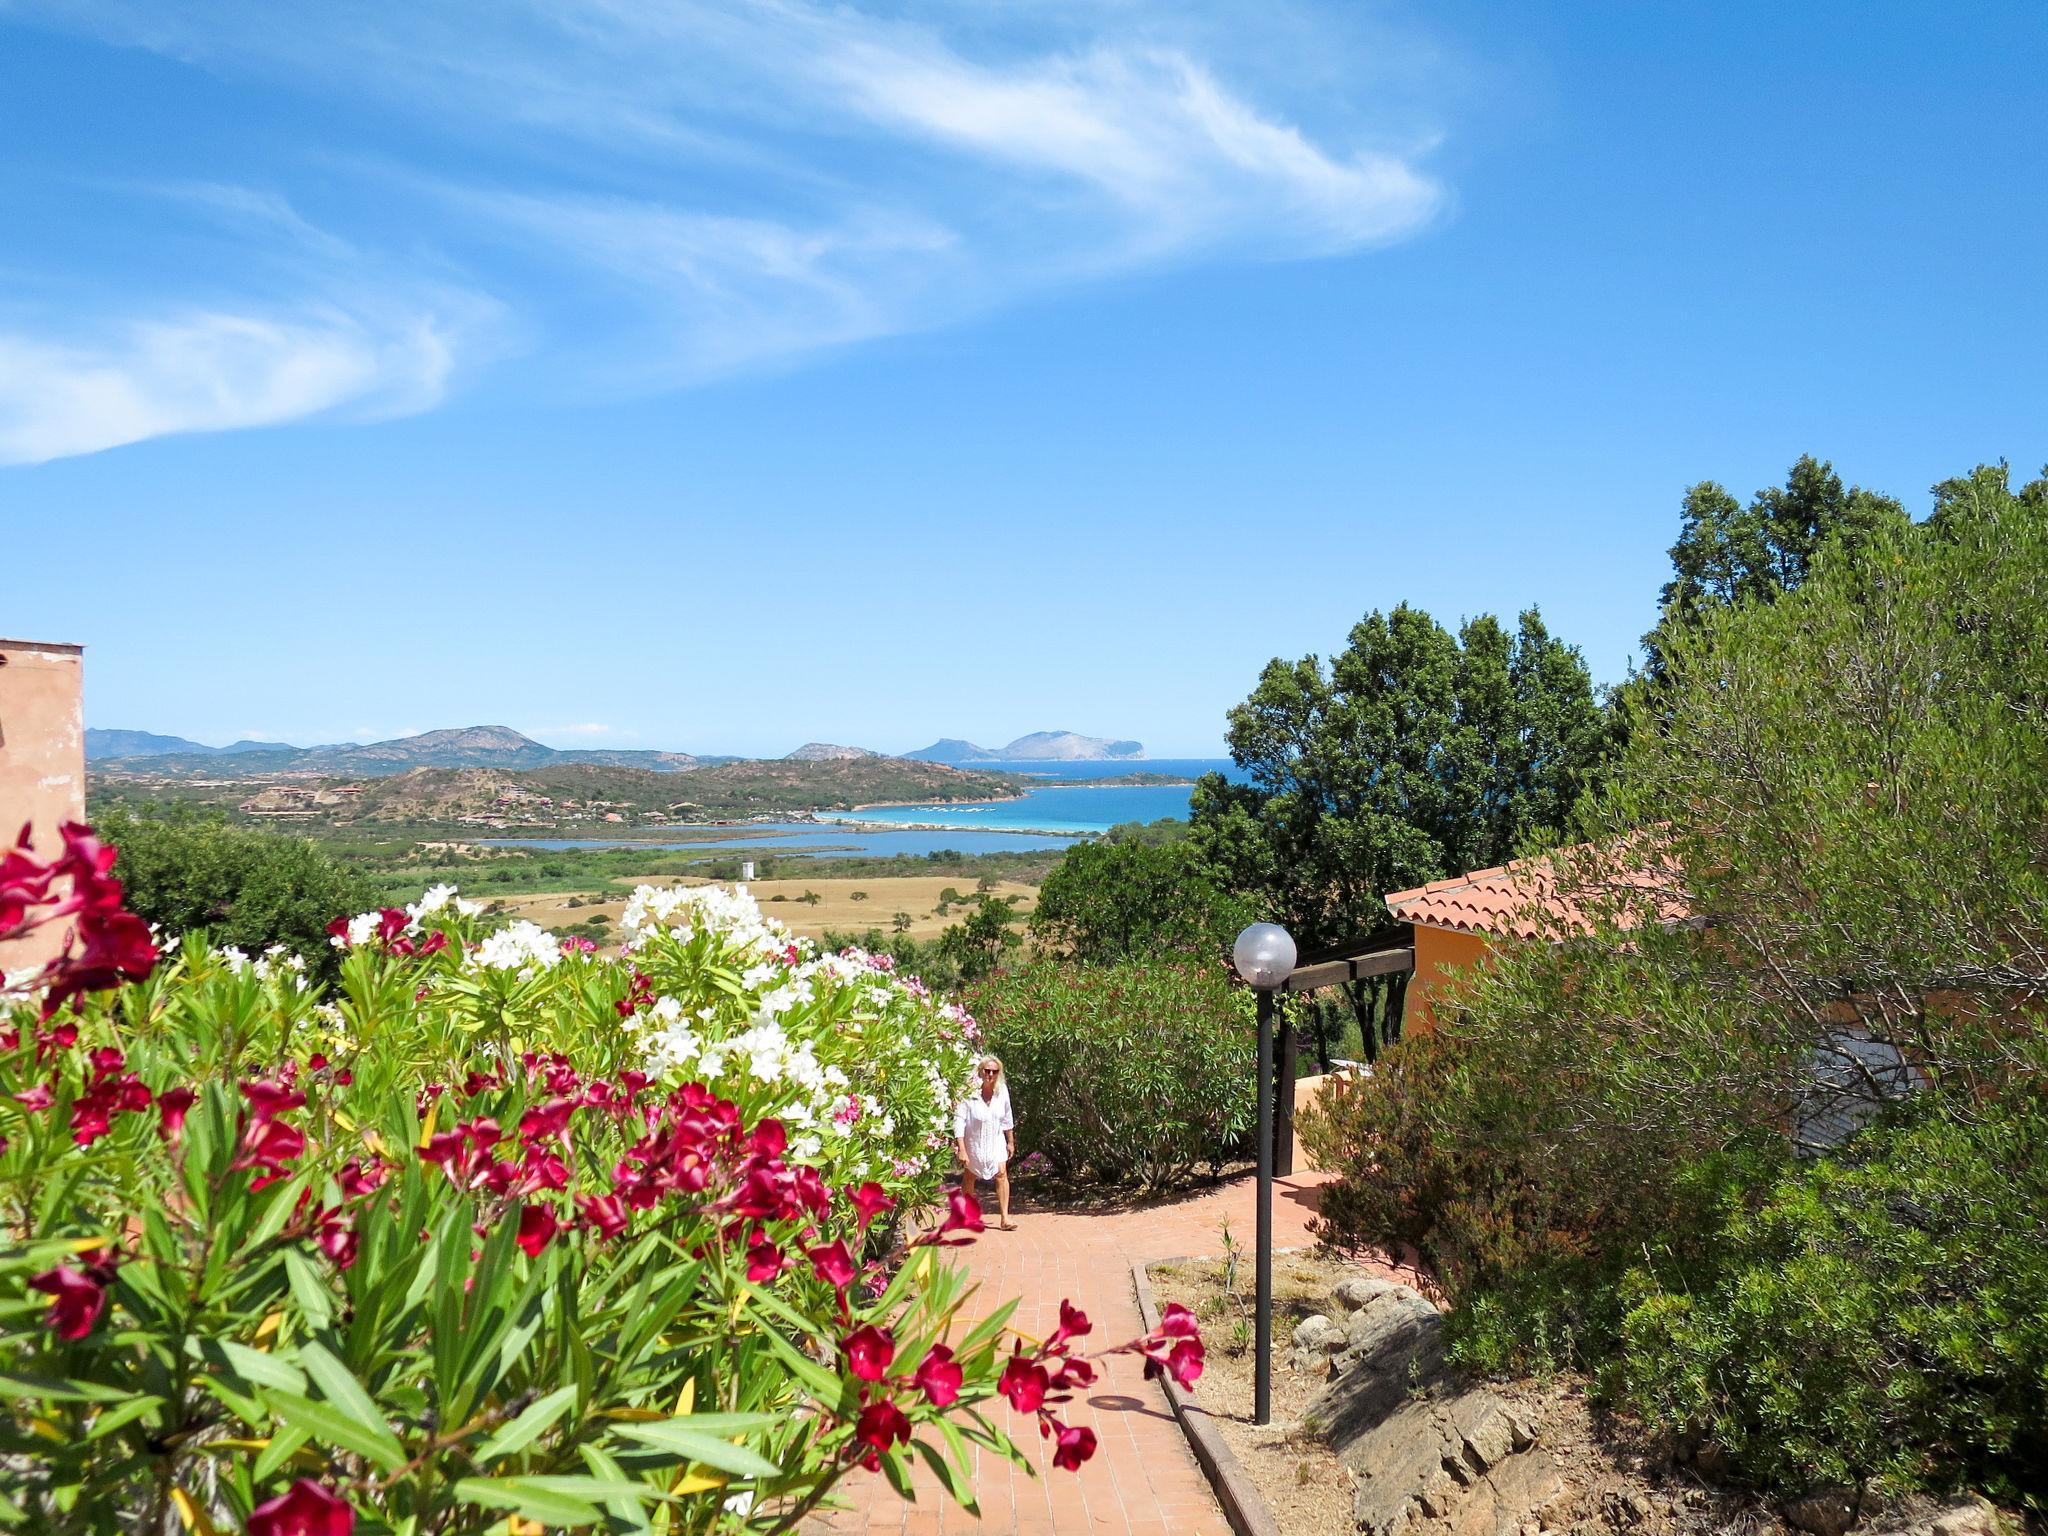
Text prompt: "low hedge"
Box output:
[[965, 958, 1254, 1191]]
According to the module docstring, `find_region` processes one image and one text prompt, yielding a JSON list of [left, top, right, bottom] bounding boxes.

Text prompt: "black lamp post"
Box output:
[[1232, 920, 1297, 1427]]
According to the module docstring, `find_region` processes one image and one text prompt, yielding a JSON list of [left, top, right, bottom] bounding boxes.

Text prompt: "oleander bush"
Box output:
[[965, 959, 1255, 1191], [0, 828, 1203, 1534]]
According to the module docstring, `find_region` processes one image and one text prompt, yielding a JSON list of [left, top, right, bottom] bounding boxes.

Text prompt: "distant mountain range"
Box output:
[[88, 725, 706, 777], [86, 729, 296, 759], [903, 731, 1144, 763], [88, 724, 1145, 776]]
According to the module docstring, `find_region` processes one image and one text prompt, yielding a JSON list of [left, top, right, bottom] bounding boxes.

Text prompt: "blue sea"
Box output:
[[481, 758, 1239, 858]]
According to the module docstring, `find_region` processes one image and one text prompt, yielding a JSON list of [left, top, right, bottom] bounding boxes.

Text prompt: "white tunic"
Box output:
[[954, 1087, 1014, 1179]]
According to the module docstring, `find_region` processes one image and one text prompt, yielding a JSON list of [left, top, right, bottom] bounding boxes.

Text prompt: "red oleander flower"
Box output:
[[157, 1086, 196, 1139], [335, 1158, 389, 1198], [240, 1079, 306, 1123], [809, 1239, 857, 1289], [918, 1188, 984, 1246], [461, 1068, 500, 1097], [248, 1478, 356, 1536], [1166, 1339, 1204, 1386], [233, 1118, 306, 1189], [518, 1096, 577, 1142], [316, 1207, 358, 1270], [846, 1181, 896, 1229], [745, 1232, 787, 1283], [12, 1085, 52, 1111], [375, 908, 410, 944], [29, 1263, 107, 1339], [1050, 1356, 1096, 1390], [1050, 1299, 1091, 1348], [417, 1131, 466, 1167], [852, 1399, 911, 1461], [913, 1345, 963, 1407], [86, 1045, 124, 1077], [843, 1324, 895, 1382], [576, 1193, 630, 1239], [1052, 1422, 1097, 1471], [1158, 1302, 1199, 1338], [998, 1354, 1049, 1414], [515, 1204, 560, 1257]]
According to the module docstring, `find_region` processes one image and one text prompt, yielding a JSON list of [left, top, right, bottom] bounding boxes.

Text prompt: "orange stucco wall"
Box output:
[[0, 639, 86, 977], [1402, 924, 1495, 1035]]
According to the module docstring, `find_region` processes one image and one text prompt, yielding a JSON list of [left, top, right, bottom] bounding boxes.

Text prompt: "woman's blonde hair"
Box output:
[[975, 1054, 1005, 1084]]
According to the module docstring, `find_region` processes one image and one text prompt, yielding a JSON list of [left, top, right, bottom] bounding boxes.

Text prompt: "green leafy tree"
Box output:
[[1190, 605, 1605, 1055], [91, 806, 374, 978], [1031, 840, 1252, 967], [1637, 454, 1909, 685], [1302, 463, 2048, 1498], [937, 895, 1021, 983]]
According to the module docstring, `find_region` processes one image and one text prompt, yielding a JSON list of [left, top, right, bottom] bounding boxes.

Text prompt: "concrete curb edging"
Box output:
[[1131, 1256, 1285, 1536]]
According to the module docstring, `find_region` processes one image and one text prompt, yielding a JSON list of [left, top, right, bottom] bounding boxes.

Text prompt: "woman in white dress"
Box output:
[[954, 1054, 1016, 1231]]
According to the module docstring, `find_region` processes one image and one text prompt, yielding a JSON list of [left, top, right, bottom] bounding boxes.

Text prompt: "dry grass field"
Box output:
[[498, 874, 1038, 943]]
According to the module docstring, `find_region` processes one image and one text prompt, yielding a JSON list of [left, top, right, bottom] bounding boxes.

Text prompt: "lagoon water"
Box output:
[[822, 759, 1238, 835], [482, 758, 1240, 858]]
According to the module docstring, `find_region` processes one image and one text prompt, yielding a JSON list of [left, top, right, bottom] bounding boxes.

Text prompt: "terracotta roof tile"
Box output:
[[1384, 841, 1685, 941]]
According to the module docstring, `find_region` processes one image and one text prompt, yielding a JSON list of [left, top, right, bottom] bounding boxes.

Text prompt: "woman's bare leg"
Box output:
[[996, 1166, 1012, 1229]]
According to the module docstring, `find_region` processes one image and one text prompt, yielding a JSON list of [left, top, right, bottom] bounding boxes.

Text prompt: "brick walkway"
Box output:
[[808, 1167, 1332, 1536]]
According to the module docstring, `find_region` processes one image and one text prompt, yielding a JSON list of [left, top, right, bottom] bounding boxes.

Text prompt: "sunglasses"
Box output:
[[979, 1067, 999, 1076]]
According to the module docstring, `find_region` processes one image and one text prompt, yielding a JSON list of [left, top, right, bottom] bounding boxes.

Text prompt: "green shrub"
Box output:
[[87, 805, 375, 979], [965, 959, 1255, 1190], [1618, 1099, 2048, 1501]]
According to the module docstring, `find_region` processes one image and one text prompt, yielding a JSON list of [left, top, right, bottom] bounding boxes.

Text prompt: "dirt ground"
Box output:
[[498, 874, 1038, 943], [1153, 1249, 1370, 1536]]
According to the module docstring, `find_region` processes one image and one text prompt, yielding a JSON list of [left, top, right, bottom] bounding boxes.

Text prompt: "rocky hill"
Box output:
[[90, 725, 701, 778], [783, 743, 879, 761], [905, 731, 1144, 762], [242, 757, 1024, 828]]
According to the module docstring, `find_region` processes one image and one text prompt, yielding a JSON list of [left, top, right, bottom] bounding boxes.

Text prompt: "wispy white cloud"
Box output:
[[0, 306, 461, 466], [5, 0, 1452, 450]]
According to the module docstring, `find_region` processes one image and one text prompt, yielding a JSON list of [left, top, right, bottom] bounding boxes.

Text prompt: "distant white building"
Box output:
[[741, 861, 756, 881]]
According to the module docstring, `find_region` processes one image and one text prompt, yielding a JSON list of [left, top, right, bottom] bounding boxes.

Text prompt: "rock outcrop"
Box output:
[[1298, 1275, 1560, 1536]]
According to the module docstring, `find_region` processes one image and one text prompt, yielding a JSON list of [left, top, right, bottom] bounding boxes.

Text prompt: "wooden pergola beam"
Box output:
[[1281, 944, 1414, 993]]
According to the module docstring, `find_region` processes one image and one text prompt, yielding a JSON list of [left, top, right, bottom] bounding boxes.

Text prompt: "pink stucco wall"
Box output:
[[0, 639, 86, 977]]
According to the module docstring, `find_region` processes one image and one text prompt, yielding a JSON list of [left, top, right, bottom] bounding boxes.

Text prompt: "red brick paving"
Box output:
[[806, 1167, 1333, 1535]]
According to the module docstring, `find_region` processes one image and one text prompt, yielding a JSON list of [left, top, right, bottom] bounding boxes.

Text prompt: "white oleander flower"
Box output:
[[412, 883, 459, 917], [468, 920, 562, 977]]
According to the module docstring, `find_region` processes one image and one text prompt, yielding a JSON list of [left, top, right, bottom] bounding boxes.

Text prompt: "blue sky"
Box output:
[[3, 1, 2043, 758]]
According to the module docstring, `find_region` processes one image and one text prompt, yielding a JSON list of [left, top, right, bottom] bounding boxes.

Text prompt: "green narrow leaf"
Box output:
[[879, 1444, 915, 1499], [911, 1438, 977, 1515], [252, 1425, 311, 1482], [453, 1477, 602, 1528], [199, 1339, 307, 1395], [474, 1384, 578, 1463], [281, 1249, 333, 1332], [609, 1421, 782, 1478], [82, 1394, 165, 1443], [263, 1389, 405, 1473]]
